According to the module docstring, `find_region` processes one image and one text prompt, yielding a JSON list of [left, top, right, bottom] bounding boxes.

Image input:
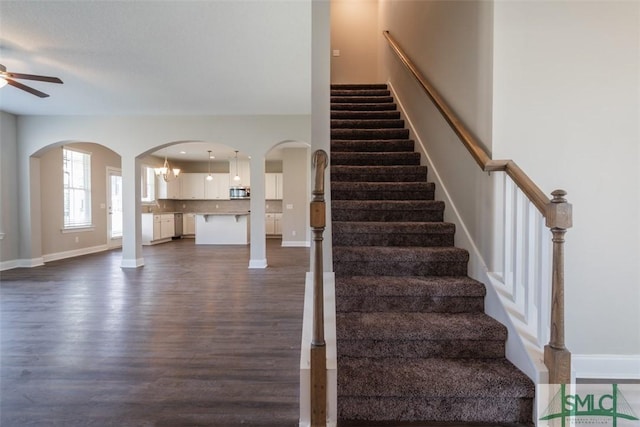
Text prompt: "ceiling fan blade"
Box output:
[[6, 79, 50, 98], [5, 72, 63, 84]]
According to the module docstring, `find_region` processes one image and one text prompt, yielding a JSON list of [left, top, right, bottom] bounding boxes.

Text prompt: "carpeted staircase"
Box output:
[[330, 84, 535, 425]]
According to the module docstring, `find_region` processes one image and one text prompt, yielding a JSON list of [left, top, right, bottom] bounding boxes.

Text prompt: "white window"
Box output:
[[63, 147, 92, 229], [141, 165, 156, 203]]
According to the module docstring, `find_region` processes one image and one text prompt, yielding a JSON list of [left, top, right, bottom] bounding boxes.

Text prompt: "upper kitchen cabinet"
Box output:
[[181, 173, 206, 199], [265, 173, 283, 200], [229, 159, 251, 188], [156, 175, 181, 199], [204, 173, 231, 200]]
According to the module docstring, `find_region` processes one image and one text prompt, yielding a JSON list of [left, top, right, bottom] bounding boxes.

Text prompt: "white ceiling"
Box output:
[[0, 0, 312, 117], [0, 1, 312, 161]]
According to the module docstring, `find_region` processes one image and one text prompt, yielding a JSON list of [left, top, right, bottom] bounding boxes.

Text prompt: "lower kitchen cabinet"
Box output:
[[142, 213, 176, 245], [265, 213, 282, 236], [183, 213, 196, 236]]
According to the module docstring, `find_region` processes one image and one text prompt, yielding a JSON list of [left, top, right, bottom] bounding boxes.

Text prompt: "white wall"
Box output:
[[331, 0, 380, 84], [0, 111, 20, 267], [492, 1, 640, 358]]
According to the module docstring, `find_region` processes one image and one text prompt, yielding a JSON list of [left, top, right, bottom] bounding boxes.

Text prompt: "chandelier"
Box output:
[[155, 150, 180, 182]]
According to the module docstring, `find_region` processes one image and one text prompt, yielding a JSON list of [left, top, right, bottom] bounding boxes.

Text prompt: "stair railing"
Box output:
[[309, 149, 328, 425], [383, 30, 572, 383]]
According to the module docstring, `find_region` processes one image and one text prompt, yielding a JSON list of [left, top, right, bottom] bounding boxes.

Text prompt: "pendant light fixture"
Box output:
[[233, 150, 241, 182], [154, 149, 180, 182], [206, 150, 214, 181]]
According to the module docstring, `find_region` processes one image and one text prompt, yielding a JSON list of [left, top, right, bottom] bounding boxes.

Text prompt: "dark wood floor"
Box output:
[[1, 239, 309, 426]]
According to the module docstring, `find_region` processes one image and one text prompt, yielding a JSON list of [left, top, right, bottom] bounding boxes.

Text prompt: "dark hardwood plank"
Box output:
[[1, 239, 309, 426]]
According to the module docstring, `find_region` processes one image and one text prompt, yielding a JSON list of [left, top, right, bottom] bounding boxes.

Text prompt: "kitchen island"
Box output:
[[195, 212, 250, 245]]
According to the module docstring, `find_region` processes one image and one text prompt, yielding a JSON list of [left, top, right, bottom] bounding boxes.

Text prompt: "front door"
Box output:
[[107, 167, 123, 248]]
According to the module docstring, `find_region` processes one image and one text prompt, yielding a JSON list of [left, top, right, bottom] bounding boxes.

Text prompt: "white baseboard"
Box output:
[[573, 354, 640, 380], [1, 257, 46, 270], [42, 244, 109, 263], [120, 257, 145, 269], [249, 258, 268, 269], [0, 259, 19, 271], [281, 240, 310, 247]]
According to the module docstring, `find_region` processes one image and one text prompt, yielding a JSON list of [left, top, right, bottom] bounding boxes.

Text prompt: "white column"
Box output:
[[120, 155, 144, 268], [311, 0, 332, 273], [248, 156, 267, 268]]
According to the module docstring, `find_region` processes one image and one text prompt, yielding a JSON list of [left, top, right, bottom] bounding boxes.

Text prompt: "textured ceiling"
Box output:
[[0, 0, 312, 116]]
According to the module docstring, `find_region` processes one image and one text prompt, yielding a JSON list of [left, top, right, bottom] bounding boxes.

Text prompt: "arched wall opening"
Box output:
[[29, 140, 122, 263]]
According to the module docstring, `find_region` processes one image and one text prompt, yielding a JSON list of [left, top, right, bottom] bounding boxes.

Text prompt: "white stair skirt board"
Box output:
[[573, 354, 640, 380], [299, 271, 337, 427], [248, 259, 268, 269]]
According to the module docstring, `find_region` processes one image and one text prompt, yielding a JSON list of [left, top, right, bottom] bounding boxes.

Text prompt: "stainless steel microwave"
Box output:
[[230, 187, 250, 199]]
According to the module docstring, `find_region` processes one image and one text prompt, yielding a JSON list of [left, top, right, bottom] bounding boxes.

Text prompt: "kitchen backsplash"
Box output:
[[143, 199, 282, 214]]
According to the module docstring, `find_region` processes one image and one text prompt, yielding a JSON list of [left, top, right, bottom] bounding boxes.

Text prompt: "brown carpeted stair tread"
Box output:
[[332, 200, 446, 222], [332, 119, 406, 129], [335, 276, 486, 314], [331, 151, 421, 166], [332, 128, 410, 140], [336, 312, 507, 342], [331, 110, 401, 120], [332, 165, 428, 182], [332, 139, 415, 152], [335, 276, 486, 298], [333, 221, 455, 247]]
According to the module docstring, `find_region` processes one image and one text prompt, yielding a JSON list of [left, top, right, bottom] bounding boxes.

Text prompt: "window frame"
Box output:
[[62, 146, 93, 230]]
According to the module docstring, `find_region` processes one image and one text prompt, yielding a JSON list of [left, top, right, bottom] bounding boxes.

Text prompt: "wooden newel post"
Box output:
[[310, 150, 328, 426], [544, 189, 572, 383]]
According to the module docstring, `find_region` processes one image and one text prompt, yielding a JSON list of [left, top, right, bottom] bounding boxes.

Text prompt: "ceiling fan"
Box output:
[[0, 64, 63, 98]]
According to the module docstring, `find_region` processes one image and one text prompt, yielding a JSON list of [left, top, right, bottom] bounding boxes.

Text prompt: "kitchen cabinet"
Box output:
[[160, 214, 174, 239], [265, 213, 282, 235], [181, 173, 206, 199], [183, 213, 196, 235], [229, 159, 251, 188], [142, 213, 174, 245], [156, 175, 181, 199], [204, 173, 230, 200], [265, 173, 283, 200]]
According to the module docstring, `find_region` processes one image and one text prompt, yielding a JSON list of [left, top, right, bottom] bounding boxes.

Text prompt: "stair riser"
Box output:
[[331, 89, 391, 97], [332, 209, 444, 222], [333, 233, 453, 247], [337, 397, 534, 424], [332, 140, 415, 152], [332, 129, 410, 140], [337, 339, 505, 359], [332, 191, 435, 201], [332, 96, 394, 104], [331, 84, 388, 90], [333, 261, 468, 277], [331, 172, 427, 183], [331, 111, 401, 120], [331, 103, 398, 111], [335, 296, 484, 313], [331, 153, 420, 166], [332, 120, 405, 129]]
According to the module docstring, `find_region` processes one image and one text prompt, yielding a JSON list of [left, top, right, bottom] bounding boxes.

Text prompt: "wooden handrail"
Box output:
[[383, 30, 572, 383], [309, 149, 328, 426]]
